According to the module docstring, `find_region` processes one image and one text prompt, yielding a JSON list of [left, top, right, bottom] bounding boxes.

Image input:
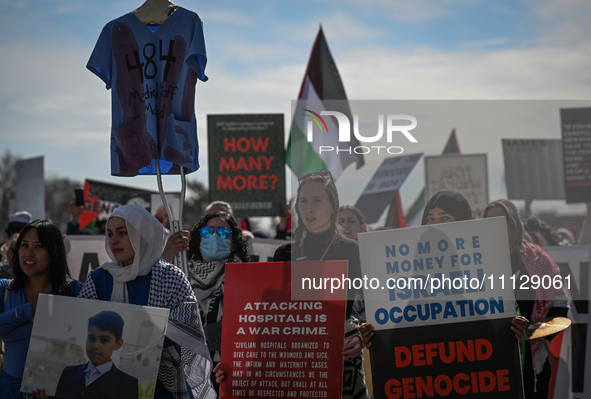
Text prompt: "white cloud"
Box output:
[[524, 0, 591, 46], [276, 11, 385, 44], [208, 38, 297, 65], [325, 0, 477, 22], [203, 10, 252, 25], [0, 41, 110, 147], [337, 43, 591, 100], [51, 2, 96, 14], [460, 38, 510, 48]]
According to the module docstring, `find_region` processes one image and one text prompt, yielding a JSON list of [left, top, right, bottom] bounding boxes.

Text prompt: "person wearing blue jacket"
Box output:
[[0, 220, 82, 399]]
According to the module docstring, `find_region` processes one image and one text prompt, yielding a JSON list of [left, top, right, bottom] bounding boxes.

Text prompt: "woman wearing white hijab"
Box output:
[[78, 204, 216, 399]]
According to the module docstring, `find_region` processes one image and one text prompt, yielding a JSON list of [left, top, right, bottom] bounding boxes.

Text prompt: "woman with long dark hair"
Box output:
[[186, 211, 249, 392], [0, 220, 82, 399], [273, 171, 369, 399], [484, 199, 568, 398]]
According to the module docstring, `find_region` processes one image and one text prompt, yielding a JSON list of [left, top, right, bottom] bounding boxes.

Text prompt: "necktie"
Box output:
[[86, 367, 100, 387]]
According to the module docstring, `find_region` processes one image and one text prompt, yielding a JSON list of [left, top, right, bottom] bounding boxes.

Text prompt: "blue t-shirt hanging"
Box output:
[[87, 8, 207, 176]]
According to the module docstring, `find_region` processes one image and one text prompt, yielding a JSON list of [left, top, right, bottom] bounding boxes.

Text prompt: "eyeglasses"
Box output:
[[199, 226, 232, 240], [297, 170, 334, 184]]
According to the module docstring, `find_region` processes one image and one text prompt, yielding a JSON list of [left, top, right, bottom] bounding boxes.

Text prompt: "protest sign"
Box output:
[[248, 238, 289, 262], [16, 156, 44, 220], [542, 246, 590, 399], [424, 154, 489, 219], [220, 261, 346, 399], [560, 107, 591, 203], [207, 114, 286, 217], [502, 139, 565, 200], [355, 153, 423, 224], [22, 295, 169, 399], [79, 179, 179, 232], [64, 235, 110, 282], [358, 218, 523, 399]]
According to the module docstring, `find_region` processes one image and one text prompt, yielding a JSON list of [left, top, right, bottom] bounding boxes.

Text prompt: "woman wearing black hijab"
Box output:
[[421, 190, 472, 225], [421, 192, 532, 396]]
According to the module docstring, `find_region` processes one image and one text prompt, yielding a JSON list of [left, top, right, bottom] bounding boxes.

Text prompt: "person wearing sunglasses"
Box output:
[[187, 211, 250, 393], [273, 171, 370, 399]]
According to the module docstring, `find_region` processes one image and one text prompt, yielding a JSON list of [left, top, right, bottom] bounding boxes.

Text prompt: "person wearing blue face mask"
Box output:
[[187, 211, 250, 393]]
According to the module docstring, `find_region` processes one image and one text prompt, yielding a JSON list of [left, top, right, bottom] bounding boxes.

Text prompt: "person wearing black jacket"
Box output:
[[273, 171, 370, 399]]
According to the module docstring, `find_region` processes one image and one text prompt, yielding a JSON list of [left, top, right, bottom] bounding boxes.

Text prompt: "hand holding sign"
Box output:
[[358, 323, 374, 349], [342, 337, 362, 361], [511, 316, 528, 343], [162, 230, 190, 262], [213, 363, 225, 384]]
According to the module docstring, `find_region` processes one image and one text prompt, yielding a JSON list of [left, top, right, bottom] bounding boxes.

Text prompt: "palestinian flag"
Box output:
[[385, 191, 407, 228], [286, 27, 364, 180], [405, 129, 460, 226]]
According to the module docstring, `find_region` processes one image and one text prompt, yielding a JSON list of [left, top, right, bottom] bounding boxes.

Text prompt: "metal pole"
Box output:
[[155, 160, 189, 276], [174, 167, 189, 275]]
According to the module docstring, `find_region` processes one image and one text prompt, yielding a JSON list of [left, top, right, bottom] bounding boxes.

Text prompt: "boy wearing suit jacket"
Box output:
[[55, 311, 138, 399]]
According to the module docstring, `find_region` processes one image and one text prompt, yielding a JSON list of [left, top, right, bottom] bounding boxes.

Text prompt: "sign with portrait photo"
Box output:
[[21, 295, 169, 399]]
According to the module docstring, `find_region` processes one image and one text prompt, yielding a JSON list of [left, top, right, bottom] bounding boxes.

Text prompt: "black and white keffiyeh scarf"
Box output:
[[79, 259, 216, 399], [187, 254, 242, 362], [343, 316, 369, 399], [187, 254, 242, 313]]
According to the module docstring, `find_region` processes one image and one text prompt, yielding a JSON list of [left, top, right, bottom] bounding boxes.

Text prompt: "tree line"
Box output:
[[0, 150, 209, 239]]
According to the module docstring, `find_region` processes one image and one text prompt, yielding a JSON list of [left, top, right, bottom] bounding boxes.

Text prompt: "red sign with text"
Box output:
[[220, 261, 347, 398]]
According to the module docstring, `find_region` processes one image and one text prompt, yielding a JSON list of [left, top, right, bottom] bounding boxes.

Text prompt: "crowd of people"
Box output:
[[0, 170, 584, 399]]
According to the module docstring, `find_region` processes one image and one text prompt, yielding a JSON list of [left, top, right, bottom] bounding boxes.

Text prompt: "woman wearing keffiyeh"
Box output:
[[78, 204, 216, 399], [484, 199, 568, 399], [186, 211, 250, 393]]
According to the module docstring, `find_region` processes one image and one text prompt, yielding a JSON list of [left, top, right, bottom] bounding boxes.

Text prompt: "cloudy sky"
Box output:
[[1, 0, 590, 220]]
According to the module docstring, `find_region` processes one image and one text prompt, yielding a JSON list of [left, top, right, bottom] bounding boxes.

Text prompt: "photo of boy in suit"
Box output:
[[55, 311, 139, 399]]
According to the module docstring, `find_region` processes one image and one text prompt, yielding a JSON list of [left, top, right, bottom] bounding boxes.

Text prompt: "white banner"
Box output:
[[358, 217, 515, 330], [64, 235, 110, 283], [248, 238, 286, 263]]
